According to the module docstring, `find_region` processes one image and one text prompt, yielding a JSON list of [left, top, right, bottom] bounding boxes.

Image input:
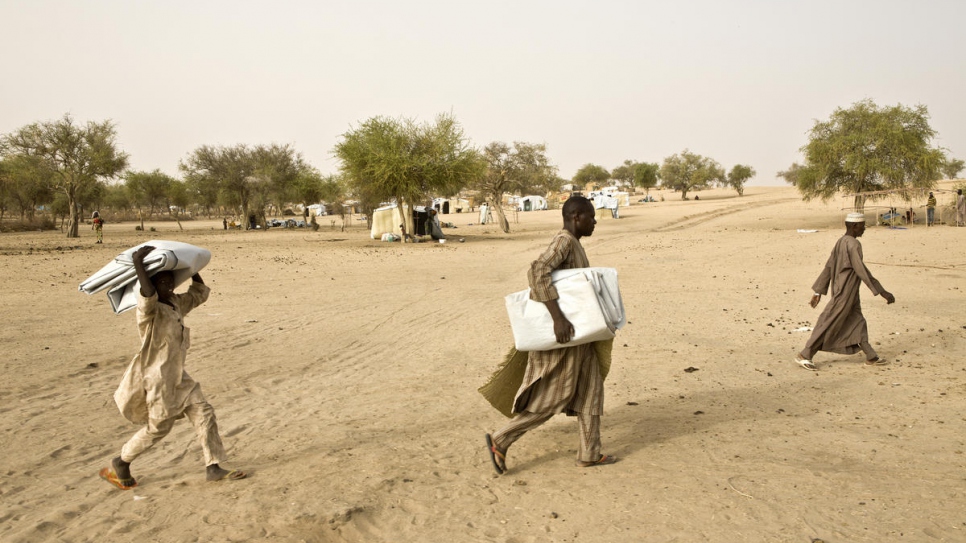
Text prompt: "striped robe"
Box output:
[[511, 230, 604, 416]]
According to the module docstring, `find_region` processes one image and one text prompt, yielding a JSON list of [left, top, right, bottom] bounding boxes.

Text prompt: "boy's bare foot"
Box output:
[[206, 463, 247, 482]]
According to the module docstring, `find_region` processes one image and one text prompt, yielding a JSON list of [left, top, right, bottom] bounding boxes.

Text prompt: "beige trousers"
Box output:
[[121, 399, 226, 466], [493, 411, 601, 463]]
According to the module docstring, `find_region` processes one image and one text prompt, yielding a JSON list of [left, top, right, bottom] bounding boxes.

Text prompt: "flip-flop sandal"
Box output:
[[210, 469, 248, 482], [485, 433, 506, 475], [795, 357, 817, 371], [99, 467, 137, 490], [864, 358, 888, 366], [576, 454, 618, 468]]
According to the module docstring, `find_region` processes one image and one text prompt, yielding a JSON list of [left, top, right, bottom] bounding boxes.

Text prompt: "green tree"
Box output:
[[942, 158, 964, 180], [572, 163, 610, 190], [633, 162, 660, 195], [181, 145, 257, 228], [611, 160, 636, 187], [0, 154, 54, 220], [101, 181, 131, 213], [334, 113, 483, 240], [473, 141, 557, 233], [777, 163, 805, 186], [0, 114, 128, 237], [794, 99, 945, 210], [726, 164, 756, 196], [166, 178, 191, 230], [252, 143, 304, 220], [659, 150, 724, 200], [125, 169, 174, 220]]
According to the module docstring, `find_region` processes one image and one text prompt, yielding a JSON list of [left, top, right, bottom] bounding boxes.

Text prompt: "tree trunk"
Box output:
[[492, 202, 511, 233], [66, 190, 79, 238], [853, 194, 866, 212], [398, 196, 409, 242]]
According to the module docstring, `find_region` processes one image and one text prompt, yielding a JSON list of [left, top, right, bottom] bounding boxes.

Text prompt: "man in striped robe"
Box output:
[[485, 196, 617, 474]]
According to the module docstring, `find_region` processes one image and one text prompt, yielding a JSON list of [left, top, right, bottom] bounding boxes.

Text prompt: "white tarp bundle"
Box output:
[[78, 240, 211, 314], [504, 267, 625, 351]]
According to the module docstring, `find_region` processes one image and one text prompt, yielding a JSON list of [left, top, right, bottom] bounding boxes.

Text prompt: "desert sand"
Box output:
[[1, 185, 964, 543]]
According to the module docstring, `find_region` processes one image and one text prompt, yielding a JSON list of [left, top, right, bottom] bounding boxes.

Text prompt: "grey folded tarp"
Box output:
[[78, 240, 211, 314]]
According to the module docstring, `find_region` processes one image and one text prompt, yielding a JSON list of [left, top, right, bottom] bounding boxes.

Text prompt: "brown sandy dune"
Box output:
[[1, 186, 964, 542]]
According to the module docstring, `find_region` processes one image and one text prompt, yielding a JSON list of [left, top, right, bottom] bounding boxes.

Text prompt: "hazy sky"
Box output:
[[2, 0, 964, 186]]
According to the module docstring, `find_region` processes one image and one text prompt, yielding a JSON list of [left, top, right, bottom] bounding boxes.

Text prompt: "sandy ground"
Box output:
[[1, 186, 964, 543]]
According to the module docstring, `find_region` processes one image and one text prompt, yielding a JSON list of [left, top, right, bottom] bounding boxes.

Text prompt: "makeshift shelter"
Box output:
[[842, 188, 957, 228], [370, 204, 438, 239], [432, 197, 470, 214], [516, 195, 548, 211]]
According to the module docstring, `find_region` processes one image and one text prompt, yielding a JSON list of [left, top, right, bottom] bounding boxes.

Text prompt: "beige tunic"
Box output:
[[803, 235, 884, 356], [512, 230, 604, 416], [114, 282, 210, 424]]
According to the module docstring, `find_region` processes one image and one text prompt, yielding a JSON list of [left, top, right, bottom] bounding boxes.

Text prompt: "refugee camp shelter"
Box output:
[[432, 197, 471, 214], [369, 204, 435, 239], [516, 195, 548, 211]]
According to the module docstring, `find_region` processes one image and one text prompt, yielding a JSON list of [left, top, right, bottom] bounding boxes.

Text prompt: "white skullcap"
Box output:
[[845, 212, 865, 223]]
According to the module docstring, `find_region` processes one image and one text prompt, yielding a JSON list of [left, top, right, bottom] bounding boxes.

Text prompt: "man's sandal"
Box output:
[[576, 454, 618, 468], [485, 434, 506, 475], [99, 467, 137, 490], [795, 356, 817, 371], [864, 357, 888, 366]]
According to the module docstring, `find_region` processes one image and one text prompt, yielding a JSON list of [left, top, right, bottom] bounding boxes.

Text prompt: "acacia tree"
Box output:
[[726, 164, 756, 196], [611, 160, 636, 187], [572, 163, 610, 190], [334, 113, 483, 241], [252, 143, 304, 219], [633, 162, 660, 195], [125, 169, 174, 222], [659, 150, 724, 200], [793, 99, 945, 210], [942, 158, 964, 180], [777, 163, 804, 186], [181, 145, 257, 227], [472, 141, 557, 233], [0, 114, 128, 237], [0, 154, 54, 220]]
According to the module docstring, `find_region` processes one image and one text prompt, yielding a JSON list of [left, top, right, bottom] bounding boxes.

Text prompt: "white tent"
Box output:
[[370, 204, 415, 239], [516, 195, 548, 211]]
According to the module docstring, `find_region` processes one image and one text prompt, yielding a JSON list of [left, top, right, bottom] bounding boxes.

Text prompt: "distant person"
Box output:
[[957, 189, 964, 227], [926, 192, 937, 226], [223, 217, 228, 230], [91, 211, 104, 244], [99, 245, 246, 490], [484, 196, 617, 474], [794, 213, 895, 371]]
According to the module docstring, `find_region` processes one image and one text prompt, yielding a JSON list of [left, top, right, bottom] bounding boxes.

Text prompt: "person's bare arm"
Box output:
[[544, 298, 575, 344], [132, 246, 156, 298]]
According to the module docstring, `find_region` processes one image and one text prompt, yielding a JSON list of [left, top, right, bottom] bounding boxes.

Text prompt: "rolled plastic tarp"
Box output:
[[504, 267, 625, 352], [78, 240, 211, 314]]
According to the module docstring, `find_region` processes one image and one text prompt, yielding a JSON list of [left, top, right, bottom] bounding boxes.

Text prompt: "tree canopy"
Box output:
[[472, 141, 557, 233], [942, 158, 964, 180], [726, 164, 756, 196], [334, 113, 483, 239], [659, 150, 724, 200], [0, 114, 128, 237], [791, 99, 945, 209], [572, 163, 610, 189]]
